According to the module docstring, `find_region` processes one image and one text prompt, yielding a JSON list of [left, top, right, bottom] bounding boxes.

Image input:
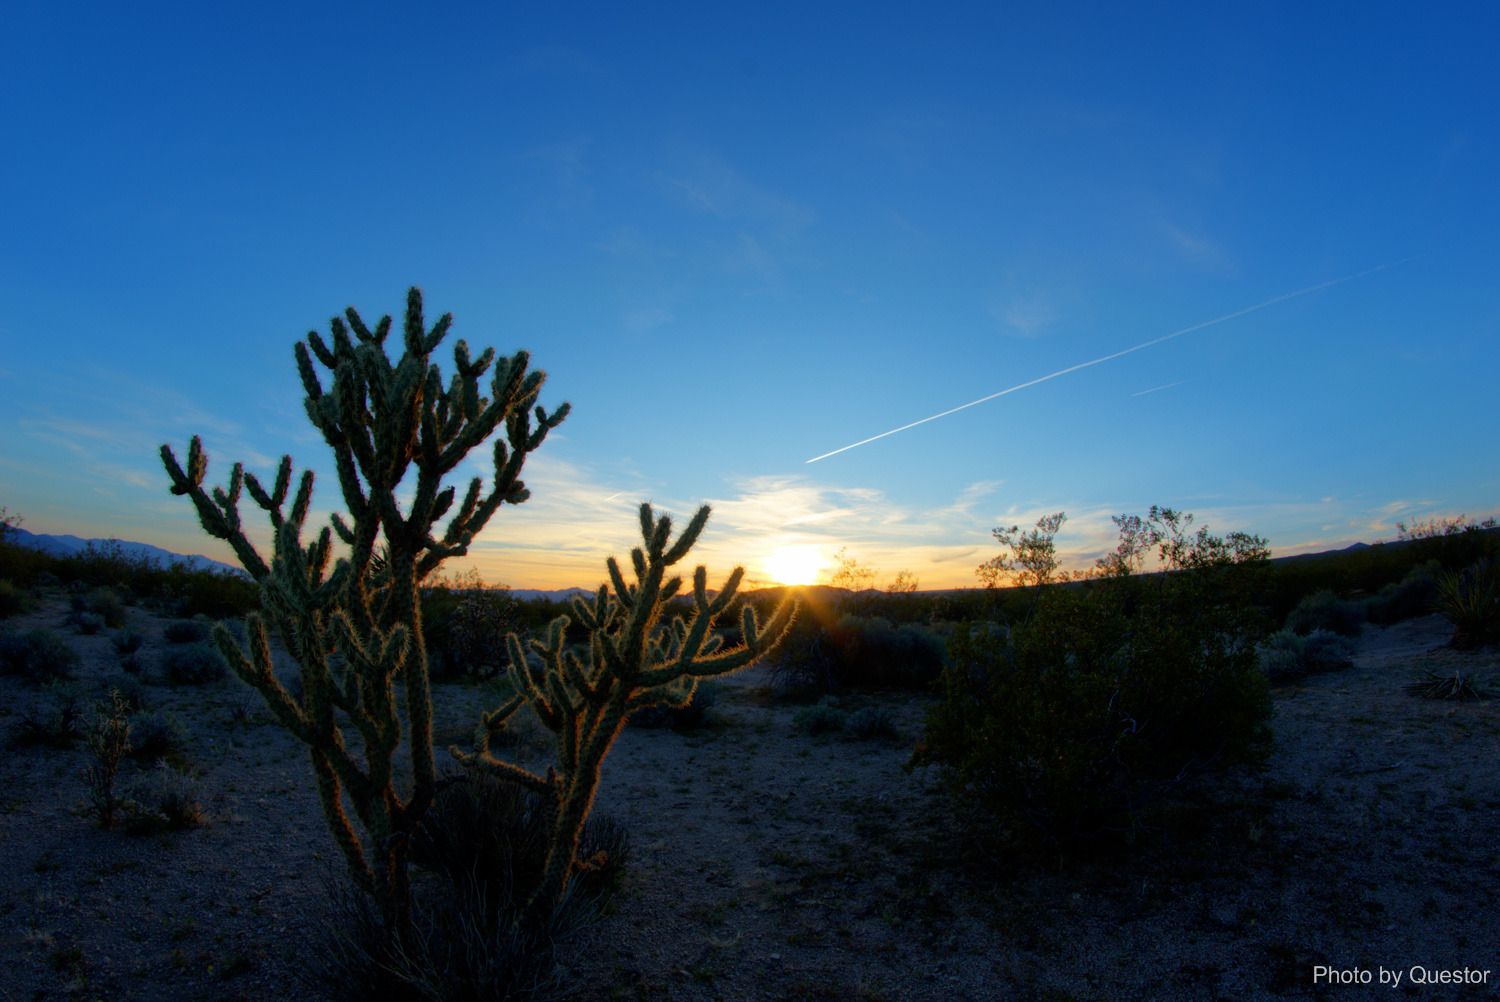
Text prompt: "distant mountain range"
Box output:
[[4, 527, 602, 601], [6, 527, 247, 577]]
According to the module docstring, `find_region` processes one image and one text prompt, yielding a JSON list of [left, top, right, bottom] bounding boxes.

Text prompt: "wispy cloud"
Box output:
[[1130, 379, 1186, 397]]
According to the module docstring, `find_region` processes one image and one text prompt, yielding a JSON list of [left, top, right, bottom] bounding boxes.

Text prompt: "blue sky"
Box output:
[[2, 3, 1497, 589]]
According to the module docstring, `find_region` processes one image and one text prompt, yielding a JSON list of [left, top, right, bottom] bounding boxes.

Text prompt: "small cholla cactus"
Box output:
[[456, 502, 793, 921], [163, 288, 567, 934]]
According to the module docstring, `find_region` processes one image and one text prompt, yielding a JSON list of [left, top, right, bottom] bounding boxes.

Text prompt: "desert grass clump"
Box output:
[[83, 690, 132, 828], [0, 628, 79, 682], [313, 772, 627, 1002], [123, 763, 205, 833], [112, 629, 144, 655], [1284, 588, 1366, 637], [1437, 558, 1500, 649], [845, 705, 899, 741], [161, 644, 228, 685], [163, 619, 210, 644], [129, 710, 188, 762], [10, 685, 84, 749], [1404, 671, 1490, 701], [793, 698, 846, 735]]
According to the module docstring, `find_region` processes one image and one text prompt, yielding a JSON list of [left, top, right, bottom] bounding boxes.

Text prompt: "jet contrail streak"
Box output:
[[805, 259, 1409, 464]]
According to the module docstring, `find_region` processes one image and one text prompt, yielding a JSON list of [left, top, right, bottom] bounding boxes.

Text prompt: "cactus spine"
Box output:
[[455, 501, 794, 921], [161, 288, 568, 933]]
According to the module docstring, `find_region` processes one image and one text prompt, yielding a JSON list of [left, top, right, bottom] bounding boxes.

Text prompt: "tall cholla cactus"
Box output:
[[455, 502, 794, 921], [161, 288, 568, 932]]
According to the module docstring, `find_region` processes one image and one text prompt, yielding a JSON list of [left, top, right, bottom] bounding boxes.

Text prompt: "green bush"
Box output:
[[1363, 561, 1439, 624], [162, 619, 210, 644], [112, 629, 144, 655], [770, 611, 945, 696], [0, 579, 29, 617], [129, 710, 188, 761], [161, 644, 227, 685], [915, 508, 1272, 847], [1284, 589, 1366, 637], [84, 587, 127, 628], [0, 629, 79, 682], [1438, 558, 1500, 649], [845, 705, 899, 741], [629, 680, 719, 730], [1259, 629, 1356, 683], [792, 698, 846, 735]]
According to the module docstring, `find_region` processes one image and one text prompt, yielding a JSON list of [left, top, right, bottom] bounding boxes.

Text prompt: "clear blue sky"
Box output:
[[2, 2, 1496, 588]]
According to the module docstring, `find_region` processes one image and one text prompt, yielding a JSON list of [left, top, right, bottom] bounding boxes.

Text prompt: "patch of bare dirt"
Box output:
[[1, 596, 1497, 1002]]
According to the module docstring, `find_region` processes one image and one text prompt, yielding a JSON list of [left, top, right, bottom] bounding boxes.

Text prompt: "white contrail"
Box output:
[[1131, 379, 1186, 397], [805, 260, 1410, 464]]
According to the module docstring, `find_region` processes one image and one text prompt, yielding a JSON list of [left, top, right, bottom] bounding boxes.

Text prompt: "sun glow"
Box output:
[[763, 545, 824, 586]]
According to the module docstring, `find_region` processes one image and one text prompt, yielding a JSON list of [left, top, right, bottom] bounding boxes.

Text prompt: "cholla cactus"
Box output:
[[456, 502, 794, 921], [161, 288, 567, 932]]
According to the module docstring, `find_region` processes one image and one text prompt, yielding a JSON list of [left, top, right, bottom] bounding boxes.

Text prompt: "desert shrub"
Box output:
[[1284, 589, 1366, 637], [916, 507, 1272, 847], [84, 690, 132, 828], [161, 644, 227, 685], [0, 579, 29, 617], [313, 771, 626, 1002], [83, 587, 126, 628], [770, 611, 945, 696], [0, 629, 79, 682], [102, 672, 147, 711], [424, 579, 517, 681], [845, 705, 899, 741], [129, 710, 188, 761], [629, 680, 719, 730], [1259, 629, 1356, 684], [1438, 558, 1500, 649], [1363, 561, 1440, 625], [792, 698, 846, 735], [10, 685, 84, 749], [123, 763, 204, 833], [163, 619, 210, 644], [70, 611, 106, 635], [119, 653, 143, 675], [112, 629, 144, 655]]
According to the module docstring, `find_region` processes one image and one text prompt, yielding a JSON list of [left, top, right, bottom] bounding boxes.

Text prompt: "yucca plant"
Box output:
[[1437, 558, 1500, 649]]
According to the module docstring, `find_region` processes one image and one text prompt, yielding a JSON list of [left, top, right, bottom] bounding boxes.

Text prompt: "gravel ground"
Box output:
[[1, 595, 1497, 1001]]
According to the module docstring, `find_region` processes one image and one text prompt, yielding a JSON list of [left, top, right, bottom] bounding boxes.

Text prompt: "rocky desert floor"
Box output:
[[1, 593, 1497, 1001]]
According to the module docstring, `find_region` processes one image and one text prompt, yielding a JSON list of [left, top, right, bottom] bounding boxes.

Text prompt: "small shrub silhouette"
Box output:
[[1438, 558, 1500, 649], [11, 686, 84, 749], [0, 629, 79, 682], [1363, 561, 1439, 624], [129, 710, 188, 762], [84, 690, 132, 829], [0, 579, 29, 617], [845, 705, 899, 741], [163, 619, 210, 644], [793, 698, 846, 735], [1285, 589, 1366, 637], [161, 644, 227, 685], [112, 629, 144, 655], [1259, 629, 1355, 684]]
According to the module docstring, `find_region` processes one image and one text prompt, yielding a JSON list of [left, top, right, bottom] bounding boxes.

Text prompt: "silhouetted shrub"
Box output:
[[312, 771, 626, 1002], [102, 672, 147, 711], [84, 587, 126, 628], [1259, 629, 1356, 684], [845, 705, 899, 741], [424, 583, 517, 681], [70, 611, 106, 635], [162, 644, 226, 685], [129, 710, 188, 761], [629, 681, 719, 730], [1285, 589, 1365, 637], [770, 611, 945, 696], [112, 629, 143, 656], [0, 579, 28, 617], [916, 508, 1272, 847], [163, 619, 210, 644], [10, 686, 84, 749], [1438, 558, 1500, 649], [792, 698, 846, 735], [0, 629, 79, 682], [1363, 561, 1439, 625], [84, 690, 132, 828], [123, 763, 204, 833]]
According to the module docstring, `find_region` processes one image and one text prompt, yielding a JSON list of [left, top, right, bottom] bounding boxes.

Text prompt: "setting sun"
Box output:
[[763, 545, 824, 586]]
